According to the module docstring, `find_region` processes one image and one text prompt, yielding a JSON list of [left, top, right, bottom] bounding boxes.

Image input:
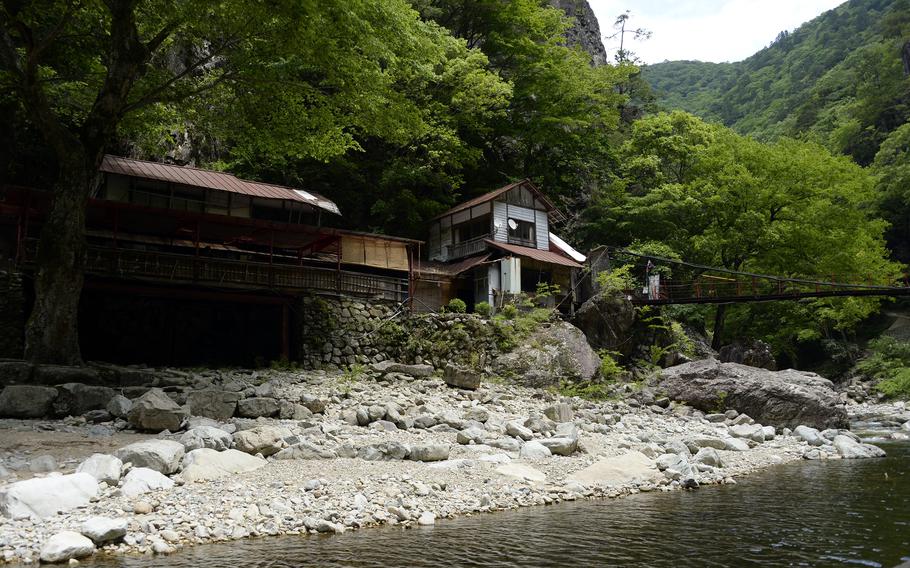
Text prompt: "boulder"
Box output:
[[567, 451, 660, 485], [655, 453, 695, 480], [33, 365, 100, 385], [0, 385, 57, 418], [730, 423, 765, 442], [408, 444, 450, 462], [506, 420, 534, 441], [300, 394, 327, 414], [543, 403, 574, 423], [518, 440, 552, 459], [114, 440, 185, 475], [723, 438, 750, 452], [180, 449, 267, 482], [232, 425, 289, 456], [538, 436, 578, 456], [832, 435, 886, 459], [39, 531, 95, 563], [187, 389, 241, 421], [456, 426, 487, 445], [28, 454, 58, 473], [660, 359, 848, 429], [0, 360, 33, 385], [487, 437, 522, 452], [692, 447, 723, 468], [371, 361, 434, 378], [463, 407, 489, 423], [279, 401, 313, 420], [52, 383, 115, 417], [273, 442, 337, 460], [120, 467, 174, 497], [81, 517, 128, 545], [524, 414, 556, 433], [443, 364, 481, 390], [492, 321, 600, 387], [494, 463, 546, 483], [76, 454, 123, 485], [180, 426, 233, 451], [237, 397, 279, 418], [718, 339, 777, 370], [572, 293, 637, 356], [106, 394, 132, 418], [794, 425, 826, 447], [0, 473, 99, 519], [127, 388, 187, 432]]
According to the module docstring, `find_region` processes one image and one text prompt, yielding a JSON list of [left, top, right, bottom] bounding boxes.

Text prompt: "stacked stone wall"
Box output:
[[295, 295, 508, 370]]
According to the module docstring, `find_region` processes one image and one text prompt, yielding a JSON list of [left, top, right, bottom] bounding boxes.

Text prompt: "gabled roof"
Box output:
[[431, 179, 565, 222], [484, 239, 583, 269], [100, 155, 341, 216]]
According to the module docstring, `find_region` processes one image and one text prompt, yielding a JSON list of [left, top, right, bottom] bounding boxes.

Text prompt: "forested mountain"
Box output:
[[643, 0, 909, 164]]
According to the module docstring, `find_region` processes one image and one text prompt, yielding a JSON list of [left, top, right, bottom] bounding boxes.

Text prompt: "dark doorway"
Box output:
[[79, 284, 286, 367]]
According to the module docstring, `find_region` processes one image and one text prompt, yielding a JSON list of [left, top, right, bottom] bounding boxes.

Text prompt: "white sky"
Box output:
[[588, 0, 846, 64]]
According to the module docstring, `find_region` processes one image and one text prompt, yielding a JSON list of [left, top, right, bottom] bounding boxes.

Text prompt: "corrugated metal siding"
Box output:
[[535, 209, 549, 250], [492, 201, 508, 243]]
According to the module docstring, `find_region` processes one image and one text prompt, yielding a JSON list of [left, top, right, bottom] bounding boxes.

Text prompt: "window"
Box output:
[[508, 219, 535, 247], [453, 215, 490, 243]]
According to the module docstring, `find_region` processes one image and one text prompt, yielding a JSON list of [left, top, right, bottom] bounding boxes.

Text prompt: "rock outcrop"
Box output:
[[493, 321, 600, 387], [660, 359, 848, 429], [549, 0, 608, 65], [718, 339, 777, 370]]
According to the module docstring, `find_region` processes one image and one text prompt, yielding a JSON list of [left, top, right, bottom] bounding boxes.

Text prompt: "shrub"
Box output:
[[500, 304, 518, 319], [475, 301, 492, 317], [446, 298, 467, 313], [557, 380, 614, 401], [597, 350, 624, 381], [876, 368, 910, 399]]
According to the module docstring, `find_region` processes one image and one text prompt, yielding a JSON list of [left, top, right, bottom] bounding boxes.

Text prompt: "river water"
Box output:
[[83, 441, 909, 568]]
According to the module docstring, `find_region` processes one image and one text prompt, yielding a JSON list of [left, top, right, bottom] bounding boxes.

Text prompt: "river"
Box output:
[[80, 439, 909, 568]]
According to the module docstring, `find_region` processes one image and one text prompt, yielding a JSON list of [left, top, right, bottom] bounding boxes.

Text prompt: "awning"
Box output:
[[415, 253, 491, 277], [484, 239, 583, 269]]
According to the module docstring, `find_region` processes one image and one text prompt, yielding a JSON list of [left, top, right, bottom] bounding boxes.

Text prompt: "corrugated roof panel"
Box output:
[[484, 239, 583, 269], [100, 155, 340, 216]]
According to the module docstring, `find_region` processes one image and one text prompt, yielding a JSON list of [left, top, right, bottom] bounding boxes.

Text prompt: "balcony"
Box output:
[[507, 235, 536, 248], [445, 235, 490, 260]]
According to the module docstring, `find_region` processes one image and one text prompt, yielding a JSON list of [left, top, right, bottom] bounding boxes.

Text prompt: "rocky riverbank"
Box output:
[[0, 365, 897, 565]]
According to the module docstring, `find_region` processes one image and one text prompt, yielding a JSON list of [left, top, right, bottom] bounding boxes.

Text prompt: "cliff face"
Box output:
[[549, 0, 608, 66]]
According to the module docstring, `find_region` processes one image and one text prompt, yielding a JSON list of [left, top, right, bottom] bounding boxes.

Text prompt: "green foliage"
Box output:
[[269, 357, 300, 372], [714, 390, 729, 413], [583, 111, 903, 354], [855, 337, 910, 399], [597, 350, 625, 381], [341, 363, 367, 385], [474, 301, 492, 317], [500, 304, 519, 319], [556, 380, 615, 401], [875, 369, 910, 399], [597, 264, 637, 294], [446, 298, 467, 313]]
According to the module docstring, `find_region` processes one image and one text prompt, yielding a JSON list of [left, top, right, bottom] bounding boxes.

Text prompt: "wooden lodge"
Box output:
[[0, 158, 586, 364]]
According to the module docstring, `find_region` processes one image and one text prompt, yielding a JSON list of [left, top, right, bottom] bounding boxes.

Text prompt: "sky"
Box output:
[[588, 0, 846, 64]]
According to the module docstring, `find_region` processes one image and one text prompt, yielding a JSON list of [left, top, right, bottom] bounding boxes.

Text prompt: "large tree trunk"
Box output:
[[23, 151, 91, 365], [711, 304, 727, 351]]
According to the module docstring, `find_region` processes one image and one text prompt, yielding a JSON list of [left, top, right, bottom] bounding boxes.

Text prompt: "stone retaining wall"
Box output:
[[295, 295, 508, 370]]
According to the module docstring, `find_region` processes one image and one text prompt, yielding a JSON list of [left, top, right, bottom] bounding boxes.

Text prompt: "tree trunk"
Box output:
[[711, 304, 727, 351], [23, 151, 91, 365]]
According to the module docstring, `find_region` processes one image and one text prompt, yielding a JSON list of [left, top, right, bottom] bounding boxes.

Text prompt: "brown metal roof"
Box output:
[[431, 179, 564, 221], [484, 239, 583, 269], [100, 155, 340, 215]]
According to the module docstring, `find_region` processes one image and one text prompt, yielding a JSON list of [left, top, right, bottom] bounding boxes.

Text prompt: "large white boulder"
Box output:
[[518, 440, 552, 459], [115, 440, 185, 475], [180, 426, 233, 451], [494, 463, 546, 483], [833, 435, 886, 459], [39, 531, 95, 563], [76, 454, 123, 485], [120, 467, 175, 497], [567, 451, 660, 486], [81, 517, 128, 545], [180, 449, 267, 482], [0, 473, 99, 519]]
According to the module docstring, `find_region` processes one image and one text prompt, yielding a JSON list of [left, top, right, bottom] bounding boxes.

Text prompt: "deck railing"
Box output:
[[445, 235, 489, 260], [22, 242, 408, 302]]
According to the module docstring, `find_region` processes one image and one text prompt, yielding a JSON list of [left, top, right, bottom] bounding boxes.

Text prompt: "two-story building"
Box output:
[[418, 179, 585, 312]]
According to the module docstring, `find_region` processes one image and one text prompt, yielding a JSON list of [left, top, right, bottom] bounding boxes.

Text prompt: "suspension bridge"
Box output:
[[604, 248, 910, 306]]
